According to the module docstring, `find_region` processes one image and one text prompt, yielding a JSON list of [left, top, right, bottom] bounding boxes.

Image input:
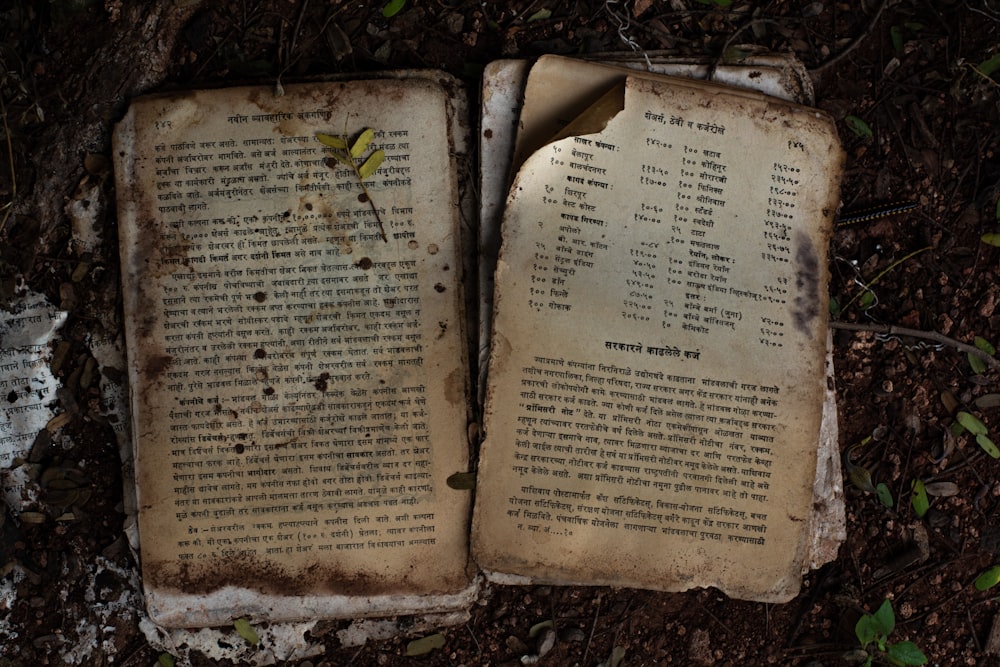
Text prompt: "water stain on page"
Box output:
[[791, 231, 820, 335]]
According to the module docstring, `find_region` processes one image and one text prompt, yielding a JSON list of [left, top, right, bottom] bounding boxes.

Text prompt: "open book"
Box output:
[[113, 55, 845, 628]]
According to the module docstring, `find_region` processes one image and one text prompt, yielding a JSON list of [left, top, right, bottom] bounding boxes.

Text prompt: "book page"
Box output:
[[114, 78, 474, 626], [473, 74, 843, 602]]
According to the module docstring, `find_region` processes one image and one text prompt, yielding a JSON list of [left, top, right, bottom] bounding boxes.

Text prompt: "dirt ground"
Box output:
[[2, 0, 1000, 665]]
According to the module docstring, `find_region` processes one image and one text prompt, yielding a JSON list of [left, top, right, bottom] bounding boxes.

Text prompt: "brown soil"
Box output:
[[2, 1, 1000, 665]]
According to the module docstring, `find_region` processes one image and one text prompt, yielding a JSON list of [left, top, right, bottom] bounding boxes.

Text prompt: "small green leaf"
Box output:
[[970, 353, 987, 374], [886, 640, 928, 665], [845, 115, 873, 138], [316, 132, 349, 150], [957, 411, 988, 436], [995, 196, 1000, 222], [382, 0, 406, 18], [859, 291, 875, 309], [977, 434, 1000, 458], [233, 618, 259, 645], [829, 296, 841, 318], [358, 149, 385, 179], [873, 599, 895, 637], [975, 336, 996, 355], [608, 646, 626, 667], [890, 26, 904, 54], [876, 482, 894, 508], [975, 565, 1000, 591], [911, 480, 929, 518], [158, 654, 176, 667], [350, 128, 375, 158], [527, 8, 552, 22], [855, 613, 880, 648], [951, 420, 967, 437], [977, 53, 1000, 78], [446, 472, 476, 489], [405, 633, 446, 656]]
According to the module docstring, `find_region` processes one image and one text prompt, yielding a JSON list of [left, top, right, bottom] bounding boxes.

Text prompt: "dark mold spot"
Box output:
[[305, 202, 313, 211], [144, 354, 173, 380], [356, 257, 373, 270], [233, 443, 245, 454], [791, 231, 821, 335], [6, 390, 17, 403], [484, 128, 493, 139], [253, 291, 266, 303], [357, 192, 369, 203], [254, 348, 267, 359], [314, 372, 330, 392], [434, 283, 446, 293], [263, 386, 275, 396]]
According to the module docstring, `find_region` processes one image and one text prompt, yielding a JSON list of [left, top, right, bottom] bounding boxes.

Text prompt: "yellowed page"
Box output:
[[473, 74, 843, 602], [114, 78, 473, 626]]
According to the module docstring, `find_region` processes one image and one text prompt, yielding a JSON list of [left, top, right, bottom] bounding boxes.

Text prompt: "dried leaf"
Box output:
[[233, 618, 259, 645], [446, 472, 476, 490], [923, 482, 959, 497], [405, 633, 445, 656], [974, 394, 1000, 409], [315, 132, 349, 150], [350, 128, 375, 158], [358, 149, 385, 179], [528, 620, 554, 638]]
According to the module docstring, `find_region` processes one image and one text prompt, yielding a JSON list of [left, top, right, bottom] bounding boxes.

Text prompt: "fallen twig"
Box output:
[[829, 321, 1000, 369]]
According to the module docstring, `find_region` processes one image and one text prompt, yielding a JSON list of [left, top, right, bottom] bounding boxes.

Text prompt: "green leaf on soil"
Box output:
[[886, 640, 928, 665], [970, 352, 987, 374], [911, 480, 929, 518], [957, 411, 988, 436], [158, 654, 175, 667], [975, 565, 1000, 591], [845, 115, 873, 138], [977, 53, 1000, 77], [890, 26, 904, 54], [405, 633, 446, 656], [977, 433, 1000, 458], [876, 482, 893, 508], [873, 599, 895, 637], [829, 296, 841, 318], [855, 613, 880, 647], [527, 8, 551, 22], [974, 336, 996, 355], [358, 149, 385, 179], [382, 0, 406, 18], [859, 291, 875, 309], [234, 618, 259, 645]]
